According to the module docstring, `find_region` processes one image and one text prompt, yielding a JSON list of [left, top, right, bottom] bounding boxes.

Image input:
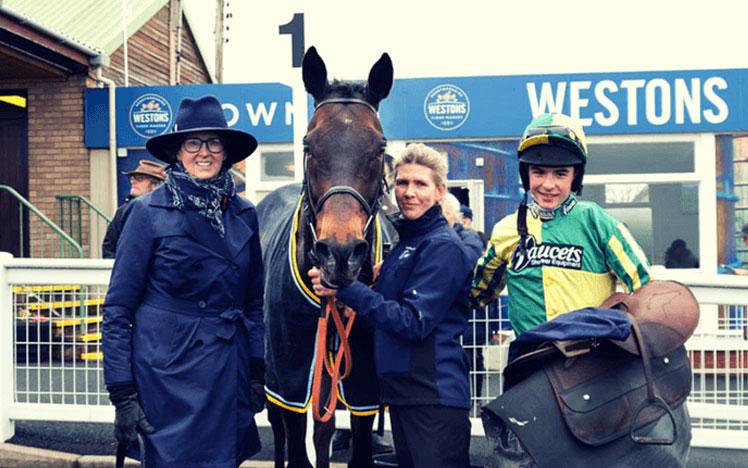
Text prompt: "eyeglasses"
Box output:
[[182, 137, 224, 154]]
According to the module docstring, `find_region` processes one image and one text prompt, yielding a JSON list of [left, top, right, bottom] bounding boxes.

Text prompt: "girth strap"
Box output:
[[627, 313, 678, 445]]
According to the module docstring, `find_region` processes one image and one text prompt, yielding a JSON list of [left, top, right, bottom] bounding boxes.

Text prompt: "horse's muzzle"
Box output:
[[311, 239, 369, 289]]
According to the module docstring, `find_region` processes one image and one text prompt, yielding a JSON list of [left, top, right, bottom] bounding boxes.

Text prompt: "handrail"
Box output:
[[56, 194, 111, 258], [0, 184, 83, 258], [55, 194, 112, 223]]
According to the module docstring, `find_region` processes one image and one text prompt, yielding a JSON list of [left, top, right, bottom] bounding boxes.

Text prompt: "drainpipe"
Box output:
[[175, 0, 183, 83], [94, 65, 118, 215]]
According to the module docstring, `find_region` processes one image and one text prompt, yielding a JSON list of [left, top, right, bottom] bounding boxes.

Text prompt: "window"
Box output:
[[587, 142, 694, 174], [584, 182, 699, 266], [584, 139, 700, 267], [260, 149, 294, 181]]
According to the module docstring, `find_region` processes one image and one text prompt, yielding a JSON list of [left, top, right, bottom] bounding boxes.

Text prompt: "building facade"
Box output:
[[0, 0, 212, 258]]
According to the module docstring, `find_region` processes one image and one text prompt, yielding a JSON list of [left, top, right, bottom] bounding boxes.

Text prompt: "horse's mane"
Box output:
[[324, 80, 367, 99]]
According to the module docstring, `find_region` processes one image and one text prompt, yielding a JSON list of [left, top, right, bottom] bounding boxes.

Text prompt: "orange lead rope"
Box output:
[[311, 296, 357, 422]]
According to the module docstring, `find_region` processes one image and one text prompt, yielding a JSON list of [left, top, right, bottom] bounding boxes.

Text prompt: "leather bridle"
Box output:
[[301, 97, 388, 242]]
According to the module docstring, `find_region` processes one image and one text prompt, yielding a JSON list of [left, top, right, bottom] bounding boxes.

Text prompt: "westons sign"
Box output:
[[84, 68, 748, 148], [85, 83, 293, 148], [378, 68, 748, 139], [525, 76, 728, 128]]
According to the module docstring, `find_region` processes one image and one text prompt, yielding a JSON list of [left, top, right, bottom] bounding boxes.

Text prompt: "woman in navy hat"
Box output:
[[102, 95, 265, 467]]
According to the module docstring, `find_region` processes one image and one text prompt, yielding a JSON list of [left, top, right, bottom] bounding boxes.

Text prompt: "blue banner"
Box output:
[[378, 68, 748, 139], [85, 82, 293, 148], [85, 68, 748, 148]]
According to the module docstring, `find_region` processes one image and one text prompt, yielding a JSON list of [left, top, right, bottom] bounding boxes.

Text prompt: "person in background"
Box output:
[[101, 160, 165, 259], [102, 95, 265, 467], [443, 193, 483, 260], [459, 204, 486, 247], [441, 193, 490, 412], [472, 112, 652, 336], [310, 143, 473, 468], [664, 238, 699, 268]]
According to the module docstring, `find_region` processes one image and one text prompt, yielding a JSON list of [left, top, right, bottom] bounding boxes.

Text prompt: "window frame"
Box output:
[[583, 133, 716, 271]]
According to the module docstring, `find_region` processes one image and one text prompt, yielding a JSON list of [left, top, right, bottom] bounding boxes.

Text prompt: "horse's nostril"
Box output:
[[349, 241, 369, 268], [313, 241, 335, 268]]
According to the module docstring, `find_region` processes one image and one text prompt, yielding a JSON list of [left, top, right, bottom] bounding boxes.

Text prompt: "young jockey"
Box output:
[[471, 112, 652, 335]]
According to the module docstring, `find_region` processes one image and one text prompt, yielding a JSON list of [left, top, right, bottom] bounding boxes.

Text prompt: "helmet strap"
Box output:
[[516, 193, 530, 259]]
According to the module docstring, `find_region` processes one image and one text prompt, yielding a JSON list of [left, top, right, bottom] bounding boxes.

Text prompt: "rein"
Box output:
[[304, 97, 383, 422], [311, 296, 356, 422]]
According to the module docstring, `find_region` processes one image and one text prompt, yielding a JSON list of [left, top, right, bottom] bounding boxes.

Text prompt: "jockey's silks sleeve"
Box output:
[[470, 214, 518, 308]]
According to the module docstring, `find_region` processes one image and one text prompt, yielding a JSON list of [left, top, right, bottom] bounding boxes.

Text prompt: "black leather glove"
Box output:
[[108, 384, 155, 445], [249, 358, 266, 413]]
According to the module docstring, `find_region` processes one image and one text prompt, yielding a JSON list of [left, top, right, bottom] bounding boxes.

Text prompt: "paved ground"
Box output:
[[2, 420, 747, 467]]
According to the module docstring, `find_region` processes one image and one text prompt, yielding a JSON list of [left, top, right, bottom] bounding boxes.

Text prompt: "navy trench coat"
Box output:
[[102, 185, 265, 467]]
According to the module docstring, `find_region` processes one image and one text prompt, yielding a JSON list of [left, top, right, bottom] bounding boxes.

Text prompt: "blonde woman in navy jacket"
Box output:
[[102, 96, 265, 467], [310, 143, 474, 468]]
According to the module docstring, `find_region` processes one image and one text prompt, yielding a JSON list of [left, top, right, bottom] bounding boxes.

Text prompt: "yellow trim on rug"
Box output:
[[290, 194, 321, 305], [266, 393, 311, 414]]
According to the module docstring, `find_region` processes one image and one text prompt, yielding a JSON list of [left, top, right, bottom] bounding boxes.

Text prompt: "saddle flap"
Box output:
[[600, 281, 699, 355], [545, 344, 691, 446], [613, 321, 692, 357]]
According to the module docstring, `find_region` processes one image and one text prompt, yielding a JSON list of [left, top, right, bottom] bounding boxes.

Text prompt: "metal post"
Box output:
[[0, 252, 16, 441], [215, 0, 224, 83], [122, 0, 129, 87], [18, 205, 24, 258]]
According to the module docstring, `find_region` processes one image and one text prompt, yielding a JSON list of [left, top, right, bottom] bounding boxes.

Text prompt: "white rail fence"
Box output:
[[1, 253, 747, 450]]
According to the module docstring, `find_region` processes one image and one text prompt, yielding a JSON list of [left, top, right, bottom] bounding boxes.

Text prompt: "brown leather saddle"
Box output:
[[503, 280, 699, 447]]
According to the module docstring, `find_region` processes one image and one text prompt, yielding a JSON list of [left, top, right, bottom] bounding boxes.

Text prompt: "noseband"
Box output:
[[302, 98, 387, 242]]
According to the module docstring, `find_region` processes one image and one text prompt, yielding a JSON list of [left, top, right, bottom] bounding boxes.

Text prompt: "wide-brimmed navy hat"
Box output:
[[146, 95, 258, 165]]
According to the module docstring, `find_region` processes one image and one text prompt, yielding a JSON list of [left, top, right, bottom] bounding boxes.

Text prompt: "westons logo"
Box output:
[[129, 94, 173, 139], [423, 84, 470, 131]]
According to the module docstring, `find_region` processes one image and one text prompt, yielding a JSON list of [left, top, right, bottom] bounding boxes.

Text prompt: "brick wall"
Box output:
[[0, 76, 90, 256]]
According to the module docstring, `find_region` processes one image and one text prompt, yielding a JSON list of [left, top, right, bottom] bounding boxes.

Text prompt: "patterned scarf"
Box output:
[[164, 162, 235, 237]]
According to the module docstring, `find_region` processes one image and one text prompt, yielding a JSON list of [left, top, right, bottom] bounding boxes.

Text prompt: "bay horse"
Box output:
[[257, 46, 393, 468]]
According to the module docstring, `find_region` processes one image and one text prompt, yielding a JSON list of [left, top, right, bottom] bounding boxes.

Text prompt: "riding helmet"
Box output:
[[517, 113, 588, 194]]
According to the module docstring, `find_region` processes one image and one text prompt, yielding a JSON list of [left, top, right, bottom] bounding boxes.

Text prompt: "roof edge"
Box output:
[[100, 0, 169, 56], [182, 4, 216, 83], [0, 4, 105, 62]]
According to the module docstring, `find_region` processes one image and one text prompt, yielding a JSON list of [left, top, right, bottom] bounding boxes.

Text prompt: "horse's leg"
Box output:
[[349, 413, 375, 468], [267, 403, 287, 468], [282, 409, 314, 468], [311, 360, 336, 468], [313, 414, 335, 468]]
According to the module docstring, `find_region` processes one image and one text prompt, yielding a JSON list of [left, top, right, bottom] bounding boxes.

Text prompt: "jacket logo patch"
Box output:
[[398, 246, 417, 260], [511, 235, 583, 272]]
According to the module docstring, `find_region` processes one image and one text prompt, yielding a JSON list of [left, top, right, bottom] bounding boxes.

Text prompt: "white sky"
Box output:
[[185, 0, 748, 84]]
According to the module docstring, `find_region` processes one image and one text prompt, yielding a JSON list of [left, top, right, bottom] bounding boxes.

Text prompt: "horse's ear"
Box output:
[[366, 53, 393, 107], [302, 46, 328, 100]]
